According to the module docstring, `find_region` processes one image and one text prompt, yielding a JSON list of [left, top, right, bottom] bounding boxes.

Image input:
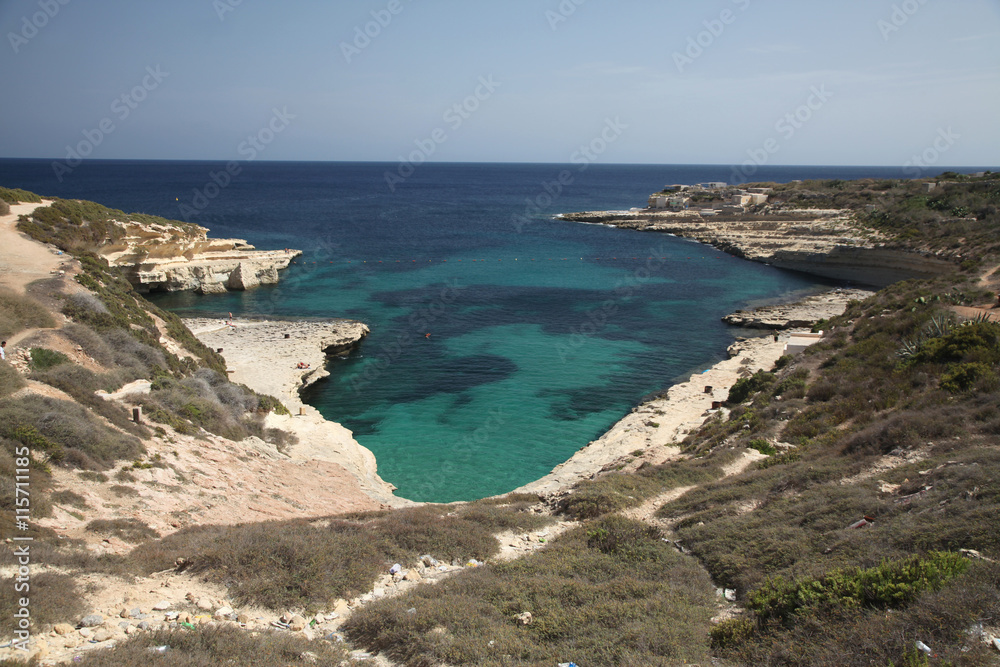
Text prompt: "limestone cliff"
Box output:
[[559, 208, 956, 287], [98, 218, 300, 293]]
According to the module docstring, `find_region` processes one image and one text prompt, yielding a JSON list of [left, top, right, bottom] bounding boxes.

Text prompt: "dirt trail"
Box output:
[[0, 200, 61, 293]]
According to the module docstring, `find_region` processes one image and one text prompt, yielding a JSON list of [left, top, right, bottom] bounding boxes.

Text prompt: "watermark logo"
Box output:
[[903, 127, 960, 178], [546, 0, 587, 31], [349, 279, 465, 394], [179, 106, 295, 221], [512, 117, 627, 233], [878, 0, 931, 41], [384, 75, 501, 192], [8, 0, 71, 54], [731, 85, 833, 185], [341, 0, 413, 63], [11, 444, 32, 651], [214, 0, 243, 21], [51, 66, 169, 183], [673, 0, 751, 73], [556, 242, 671, 362]]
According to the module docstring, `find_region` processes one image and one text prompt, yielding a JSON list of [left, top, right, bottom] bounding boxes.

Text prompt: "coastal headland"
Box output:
[[558, 208, 954, 287]]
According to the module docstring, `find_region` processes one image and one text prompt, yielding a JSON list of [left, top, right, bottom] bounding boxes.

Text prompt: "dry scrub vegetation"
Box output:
[[2, 181, 1000, 665]]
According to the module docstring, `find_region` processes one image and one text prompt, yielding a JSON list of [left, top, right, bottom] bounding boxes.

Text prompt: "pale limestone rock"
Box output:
[[52, 623, 74, 636]]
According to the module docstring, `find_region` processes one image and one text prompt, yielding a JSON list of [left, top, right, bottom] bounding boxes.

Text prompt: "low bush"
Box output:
[[713, 560, 1000, 667], [727, 370, 775, 404], [130, 500, 553, 611], [557, 454, 726, 520], [747, 438, 777, 456], [0, 572, 84, 634], [50, 489, 88, 509], [0, 395, 144, 470], [28, 347, 69, 371], [345, 516, 716, 666], [85, 518, 159, 543], [0, 362, 24, 398], [747, 551, 969, 627], [0, 187, 43, 204], [72, 625, 350, 666], [0, 288, 56, 339]]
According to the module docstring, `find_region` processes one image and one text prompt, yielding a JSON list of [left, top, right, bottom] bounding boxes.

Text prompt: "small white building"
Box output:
[[733, 194, 752, 207], [784, 331, 823, 355]]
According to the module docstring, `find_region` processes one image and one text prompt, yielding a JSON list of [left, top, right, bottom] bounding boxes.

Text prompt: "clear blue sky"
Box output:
[[2, 0, 998, 166]]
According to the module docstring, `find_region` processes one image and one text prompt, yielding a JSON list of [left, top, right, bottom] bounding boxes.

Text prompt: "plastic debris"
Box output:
[[558, 663, 579, 667], [915, 640, 932, 655], [848, 517, 874, 529], [724, 588, 737, 602], [406, 608, 417, 615], [993, 637, 1000, 653], [389, 563, 402, 575], [148, 646, 170, 654], [181, 622, 196, 630]]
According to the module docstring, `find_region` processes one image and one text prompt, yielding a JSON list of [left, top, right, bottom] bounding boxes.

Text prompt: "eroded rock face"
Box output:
[[97, 218, 300, 293], [559, 209, 956, 287]]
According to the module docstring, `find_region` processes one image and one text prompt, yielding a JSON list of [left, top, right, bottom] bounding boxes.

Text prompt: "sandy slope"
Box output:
[[0, 200, 61, 294]]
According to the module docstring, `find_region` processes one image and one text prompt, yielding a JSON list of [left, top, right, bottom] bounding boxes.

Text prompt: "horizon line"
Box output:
[[0, 157, 996, 171]]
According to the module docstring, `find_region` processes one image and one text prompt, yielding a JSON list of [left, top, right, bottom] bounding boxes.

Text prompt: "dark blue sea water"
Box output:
[[1, 159, 985, 502]]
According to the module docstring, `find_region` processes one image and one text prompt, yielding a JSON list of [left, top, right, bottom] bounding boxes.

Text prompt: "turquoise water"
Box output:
[[1, 160, 876, 502]]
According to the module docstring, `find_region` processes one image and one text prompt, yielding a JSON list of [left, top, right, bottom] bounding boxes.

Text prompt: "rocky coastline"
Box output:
[[183, 317, 406, 507], [722, 287, 874, 329], [558, 209, 955, 287], [97, 217, 301, 293]]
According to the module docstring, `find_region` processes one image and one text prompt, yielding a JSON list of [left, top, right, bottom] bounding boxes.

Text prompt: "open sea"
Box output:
[[0, 159, 959, 501]]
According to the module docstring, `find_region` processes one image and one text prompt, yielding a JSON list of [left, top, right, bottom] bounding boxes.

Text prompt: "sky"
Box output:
[[1, 0, 998, 167]]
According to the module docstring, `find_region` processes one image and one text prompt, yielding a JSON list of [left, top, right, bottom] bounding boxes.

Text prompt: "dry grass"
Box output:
[[72, 625, 351, 666], [346, 516, 716, 666], [0, 288, 56, 339]]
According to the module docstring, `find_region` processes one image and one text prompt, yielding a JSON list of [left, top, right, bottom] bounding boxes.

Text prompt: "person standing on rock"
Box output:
[[0, 341, 5, 361]]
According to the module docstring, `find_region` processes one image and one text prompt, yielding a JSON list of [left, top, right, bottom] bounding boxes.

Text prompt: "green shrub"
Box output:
[[747, 439, 777, 456], [727, 371, 775, 404], [710, 616, 755, 649], [940, 361, 997, 393], [0, 187, 43, 204], [748, 551, 970, 627], [28, 347, 70, 371]]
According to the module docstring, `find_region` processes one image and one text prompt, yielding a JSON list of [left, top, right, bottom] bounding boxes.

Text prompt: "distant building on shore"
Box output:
[[648, 194, 691, 210]]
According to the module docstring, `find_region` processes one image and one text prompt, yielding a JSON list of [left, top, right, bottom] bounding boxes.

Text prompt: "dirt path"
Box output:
[[0, 200, 62, 293]]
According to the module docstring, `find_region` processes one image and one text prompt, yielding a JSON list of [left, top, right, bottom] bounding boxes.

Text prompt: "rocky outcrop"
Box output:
[[559, 209, 956, 287], [97, 218, 300, 293], [723, 288, 874, 329]]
